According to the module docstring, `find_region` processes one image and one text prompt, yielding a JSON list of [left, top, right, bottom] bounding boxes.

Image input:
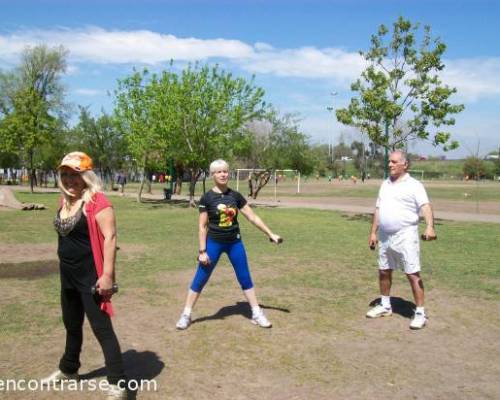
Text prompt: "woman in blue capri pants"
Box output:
[[176, 159, 282, 330]]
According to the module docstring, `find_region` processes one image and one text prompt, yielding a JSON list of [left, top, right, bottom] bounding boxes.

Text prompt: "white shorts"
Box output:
[[378, 225, 421, 274]]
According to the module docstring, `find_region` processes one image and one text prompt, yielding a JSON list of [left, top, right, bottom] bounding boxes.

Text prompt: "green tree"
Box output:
[[170, 63, 266, 205], [264, 112, 315, 175], [336, 17, 464, 159], [238, 112, 315, 198], [350, 140, 368, 177], [114, 64, 266, 204], [242, 112, 315, 174], [463, 157, 486, 180], [308, 144, 330, 177], [114, 68, 169, 202], [0, 45, 68, 192], [71, 106, 127, 188], [494, 158, 500, 178]]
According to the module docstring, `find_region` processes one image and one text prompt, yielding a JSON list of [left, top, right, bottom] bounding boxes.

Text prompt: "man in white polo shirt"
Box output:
[[366, 150, 436, 329]]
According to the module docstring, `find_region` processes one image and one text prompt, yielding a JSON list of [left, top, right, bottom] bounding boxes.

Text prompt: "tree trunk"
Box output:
[[188, 168, 202, 207], [53, 169, 58, 188], [248, 176, 254, 198], [29, 150, 35, 194], [145, 175, 152, 194], [137, 170, 146, 203], [174, 163, 184, 195], [251, 170, 272, 199], [137, 155, 148, 203], [106, 167, 115, 191], [100, 167, 106, 190]]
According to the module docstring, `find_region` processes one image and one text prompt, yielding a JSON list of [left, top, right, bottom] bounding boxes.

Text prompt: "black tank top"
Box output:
[[57, 212, 97, 292]]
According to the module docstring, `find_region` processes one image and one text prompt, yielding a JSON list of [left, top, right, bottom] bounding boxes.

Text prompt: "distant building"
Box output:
[[485, 154, 499, 160]]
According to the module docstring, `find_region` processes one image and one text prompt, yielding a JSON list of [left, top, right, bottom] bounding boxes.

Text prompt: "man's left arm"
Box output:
[[420, 203, 436, 240]]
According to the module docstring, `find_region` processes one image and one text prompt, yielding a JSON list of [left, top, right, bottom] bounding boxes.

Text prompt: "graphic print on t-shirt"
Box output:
[[217, 203, 237, 227]]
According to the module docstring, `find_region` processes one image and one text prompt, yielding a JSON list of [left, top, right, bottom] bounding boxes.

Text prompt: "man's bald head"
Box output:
[[390, 150, 408, 164], [388, 150, 409, 180]]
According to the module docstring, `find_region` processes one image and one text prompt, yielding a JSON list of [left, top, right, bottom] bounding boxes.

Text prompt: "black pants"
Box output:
[[59, 288, 126, 385]]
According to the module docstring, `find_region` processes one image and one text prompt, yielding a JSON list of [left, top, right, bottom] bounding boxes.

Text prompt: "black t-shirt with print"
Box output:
[[198, 188, 247, 243]]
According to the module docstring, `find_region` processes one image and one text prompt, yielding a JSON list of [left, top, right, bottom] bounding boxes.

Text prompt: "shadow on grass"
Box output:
[[192, 301, 290, 325], [0, 260, 58, 279], [342, 213, 373, 222], [79, 349, 164, 399], [369, 296, 415, 319], [342, 213, 445, 225], [139, 198, 192, 209]]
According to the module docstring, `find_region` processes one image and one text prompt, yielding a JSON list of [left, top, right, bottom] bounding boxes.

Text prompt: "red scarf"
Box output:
[[85, 192, 114, 317]]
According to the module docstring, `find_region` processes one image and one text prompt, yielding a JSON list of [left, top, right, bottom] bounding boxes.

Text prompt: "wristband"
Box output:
[[199, 249, 206, 254]]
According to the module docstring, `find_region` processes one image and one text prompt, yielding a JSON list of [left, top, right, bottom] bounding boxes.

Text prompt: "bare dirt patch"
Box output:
[[0, 243, 57, 264], [2, 266, 500, 399], [0, 242, 147, 265], [0, 260, 59, 279]]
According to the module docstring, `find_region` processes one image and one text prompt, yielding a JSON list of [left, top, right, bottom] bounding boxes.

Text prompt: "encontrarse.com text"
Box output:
[[0, 378, 157, 392]]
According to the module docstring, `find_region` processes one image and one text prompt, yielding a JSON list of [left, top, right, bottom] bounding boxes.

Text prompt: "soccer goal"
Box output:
[[408, 169, 424, 180], [235, 169, 267, 192], [273, 169, 301, 201]]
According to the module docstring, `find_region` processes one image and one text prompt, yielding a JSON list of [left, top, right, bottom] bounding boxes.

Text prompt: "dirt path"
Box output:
[[251, 196, 500, 223], [4, 184, 499, 223], [2, 268, 500, 400]]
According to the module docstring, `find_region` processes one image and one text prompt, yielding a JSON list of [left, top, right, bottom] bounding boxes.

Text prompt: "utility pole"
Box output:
[[384, 120, 389, 179], [326, 91, 338, 165], [326, 106, 334, 163]]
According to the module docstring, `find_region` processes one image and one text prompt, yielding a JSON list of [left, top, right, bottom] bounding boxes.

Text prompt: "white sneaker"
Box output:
[[410, 311, 427, 330], [366, 304, 393, 318], [176, 313, 191, 330], [106, 383, 128, 400], [41, 369, 79, 386], [252, 311, 272, 328]]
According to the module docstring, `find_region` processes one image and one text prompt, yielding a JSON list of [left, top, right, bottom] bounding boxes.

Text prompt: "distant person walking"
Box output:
[[176, 159, 282, 330], [366, 150, 436, 330], [116, 172, 127, 196]]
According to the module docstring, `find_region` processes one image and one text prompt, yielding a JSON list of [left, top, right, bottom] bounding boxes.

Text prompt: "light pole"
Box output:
[[326, 91, 338, 164], [326, 106, 334, 162]]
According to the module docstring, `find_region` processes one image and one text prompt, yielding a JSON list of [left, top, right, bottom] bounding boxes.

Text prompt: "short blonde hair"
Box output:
[[209, 159, 229, 175], [58, 169, 103, 210]]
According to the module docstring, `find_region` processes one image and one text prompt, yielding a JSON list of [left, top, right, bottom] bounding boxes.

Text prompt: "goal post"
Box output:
[[273, 169, 301, 201], [236, 169, 267, 192], [236, 168, 301, 200], [408, 169, 424, 181]]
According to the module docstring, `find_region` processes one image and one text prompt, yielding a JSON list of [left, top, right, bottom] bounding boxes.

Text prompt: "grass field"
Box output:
[[121, 178, 500, 203], [1, 192, 500, 399]]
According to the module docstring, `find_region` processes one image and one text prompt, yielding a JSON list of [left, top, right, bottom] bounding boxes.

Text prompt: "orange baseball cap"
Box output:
[[58, 152, 93, 172]]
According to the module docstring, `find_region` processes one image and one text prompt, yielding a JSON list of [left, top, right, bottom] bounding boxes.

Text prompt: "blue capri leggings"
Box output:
[[190, 238, 254, 292]]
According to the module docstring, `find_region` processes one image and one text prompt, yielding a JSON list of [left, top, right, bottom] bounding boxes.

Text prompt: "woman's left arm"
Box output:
[[240, 204, 282, 244], [95, 207, 117, 294]]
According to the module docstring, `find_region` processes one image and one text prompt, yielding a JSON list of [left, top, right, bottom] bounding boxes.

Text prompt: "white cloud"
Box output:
[[241, 47, 365, 84], [254, 42, 274, 51], [1, 27, 500, 103], [0, 27, 365, 87], [74, 88, 105, 96], [443, 58, 500, 102], [66, 64, 79, 75], [0, 27, 254, 64]]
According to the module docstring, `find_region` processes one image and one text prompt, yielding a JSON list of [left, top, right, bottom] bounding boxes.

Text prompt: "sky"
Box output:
[[1, 0, 499, 158]]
